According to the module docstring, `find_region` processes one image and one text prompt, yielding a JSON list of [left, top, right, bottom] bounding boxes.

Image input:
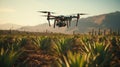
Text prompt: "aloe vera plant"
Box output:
[[0, 46, 22, 67], [66, 51, 87, 67], [55, 37, 72, 56], [56, 50, 88, 67], [82, 38, 112, 67], [0, 36, 23, 67]]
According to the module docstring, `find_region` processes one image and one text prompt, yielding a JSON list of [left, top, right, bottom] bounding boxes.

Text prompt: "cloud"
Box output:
[[0, 7, 15, 13]]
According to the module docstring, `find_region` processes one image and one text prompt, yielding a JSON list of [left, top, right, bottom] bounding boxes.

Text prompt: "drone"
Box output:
[[38, 11, 87, 28]]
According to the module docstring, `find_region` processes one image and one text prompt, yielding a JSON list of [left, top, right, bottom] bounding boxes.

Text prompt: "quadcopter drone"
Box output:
[[38, 11, 87, 28]]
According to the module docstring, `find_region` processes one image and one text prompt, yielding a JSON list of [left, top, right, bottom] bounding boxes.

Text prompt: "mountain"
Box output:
[[18, 11, 120, 34], [68, 11, 120, 33], [0, 23, 22, 30]]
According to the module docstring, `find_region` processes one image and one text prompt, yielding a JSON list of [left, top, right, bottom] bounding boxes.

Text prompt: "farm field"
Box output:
[[0, 30, 120, 67]]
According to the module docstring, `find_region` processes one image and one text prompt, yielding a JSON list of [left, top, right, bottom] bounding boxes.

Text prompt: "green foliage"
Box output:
[[0, 34, 119, 67], [0, 45, 22, 67], [82, 38, 112, 67], [0, 35, 23, 67], [66, 51, 87, 67], [56, 36, 114, 67], [55, 37, 72, 56]]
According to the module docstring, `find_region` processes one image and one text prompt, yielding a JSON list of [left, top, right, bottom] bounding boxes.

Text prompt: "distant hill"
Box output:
[[68, 11, 120, 33], [18, 23, 72, 34], [0, 23, 22, 30]]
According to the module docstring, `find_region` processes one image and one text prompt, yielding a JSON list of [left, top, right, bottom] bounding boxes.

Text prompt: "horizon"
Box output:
[[0, 0, 120, 26]]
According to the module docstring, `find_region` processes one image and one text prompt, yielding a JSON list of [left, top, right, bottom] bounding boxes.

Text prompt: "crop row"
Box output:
[[0, 35, 120, 67]]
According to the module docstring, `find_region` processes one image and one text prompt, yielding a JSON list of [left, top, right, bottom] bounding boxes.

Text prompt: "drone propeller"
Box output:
[[38, 11, 55, 14], [78, 13, 87, 15], [41, 15, 56, 17]]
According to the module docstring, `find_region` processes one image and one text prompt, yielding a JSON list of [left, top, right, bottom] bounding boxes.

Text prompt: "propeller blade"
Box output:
[[38, 11, 48, 13], [38, 11, 55, 14], [41, 15, 56, 18]]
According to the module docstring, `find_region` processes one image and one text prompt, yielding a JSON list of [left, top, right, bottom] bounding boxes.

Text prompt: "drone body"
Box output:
[[38, 11, 87, 28]]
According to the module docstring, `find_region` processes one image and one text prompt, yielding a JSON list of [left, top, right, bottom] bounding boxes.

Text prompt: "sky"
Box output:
[[0, 0, 120, 26]]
